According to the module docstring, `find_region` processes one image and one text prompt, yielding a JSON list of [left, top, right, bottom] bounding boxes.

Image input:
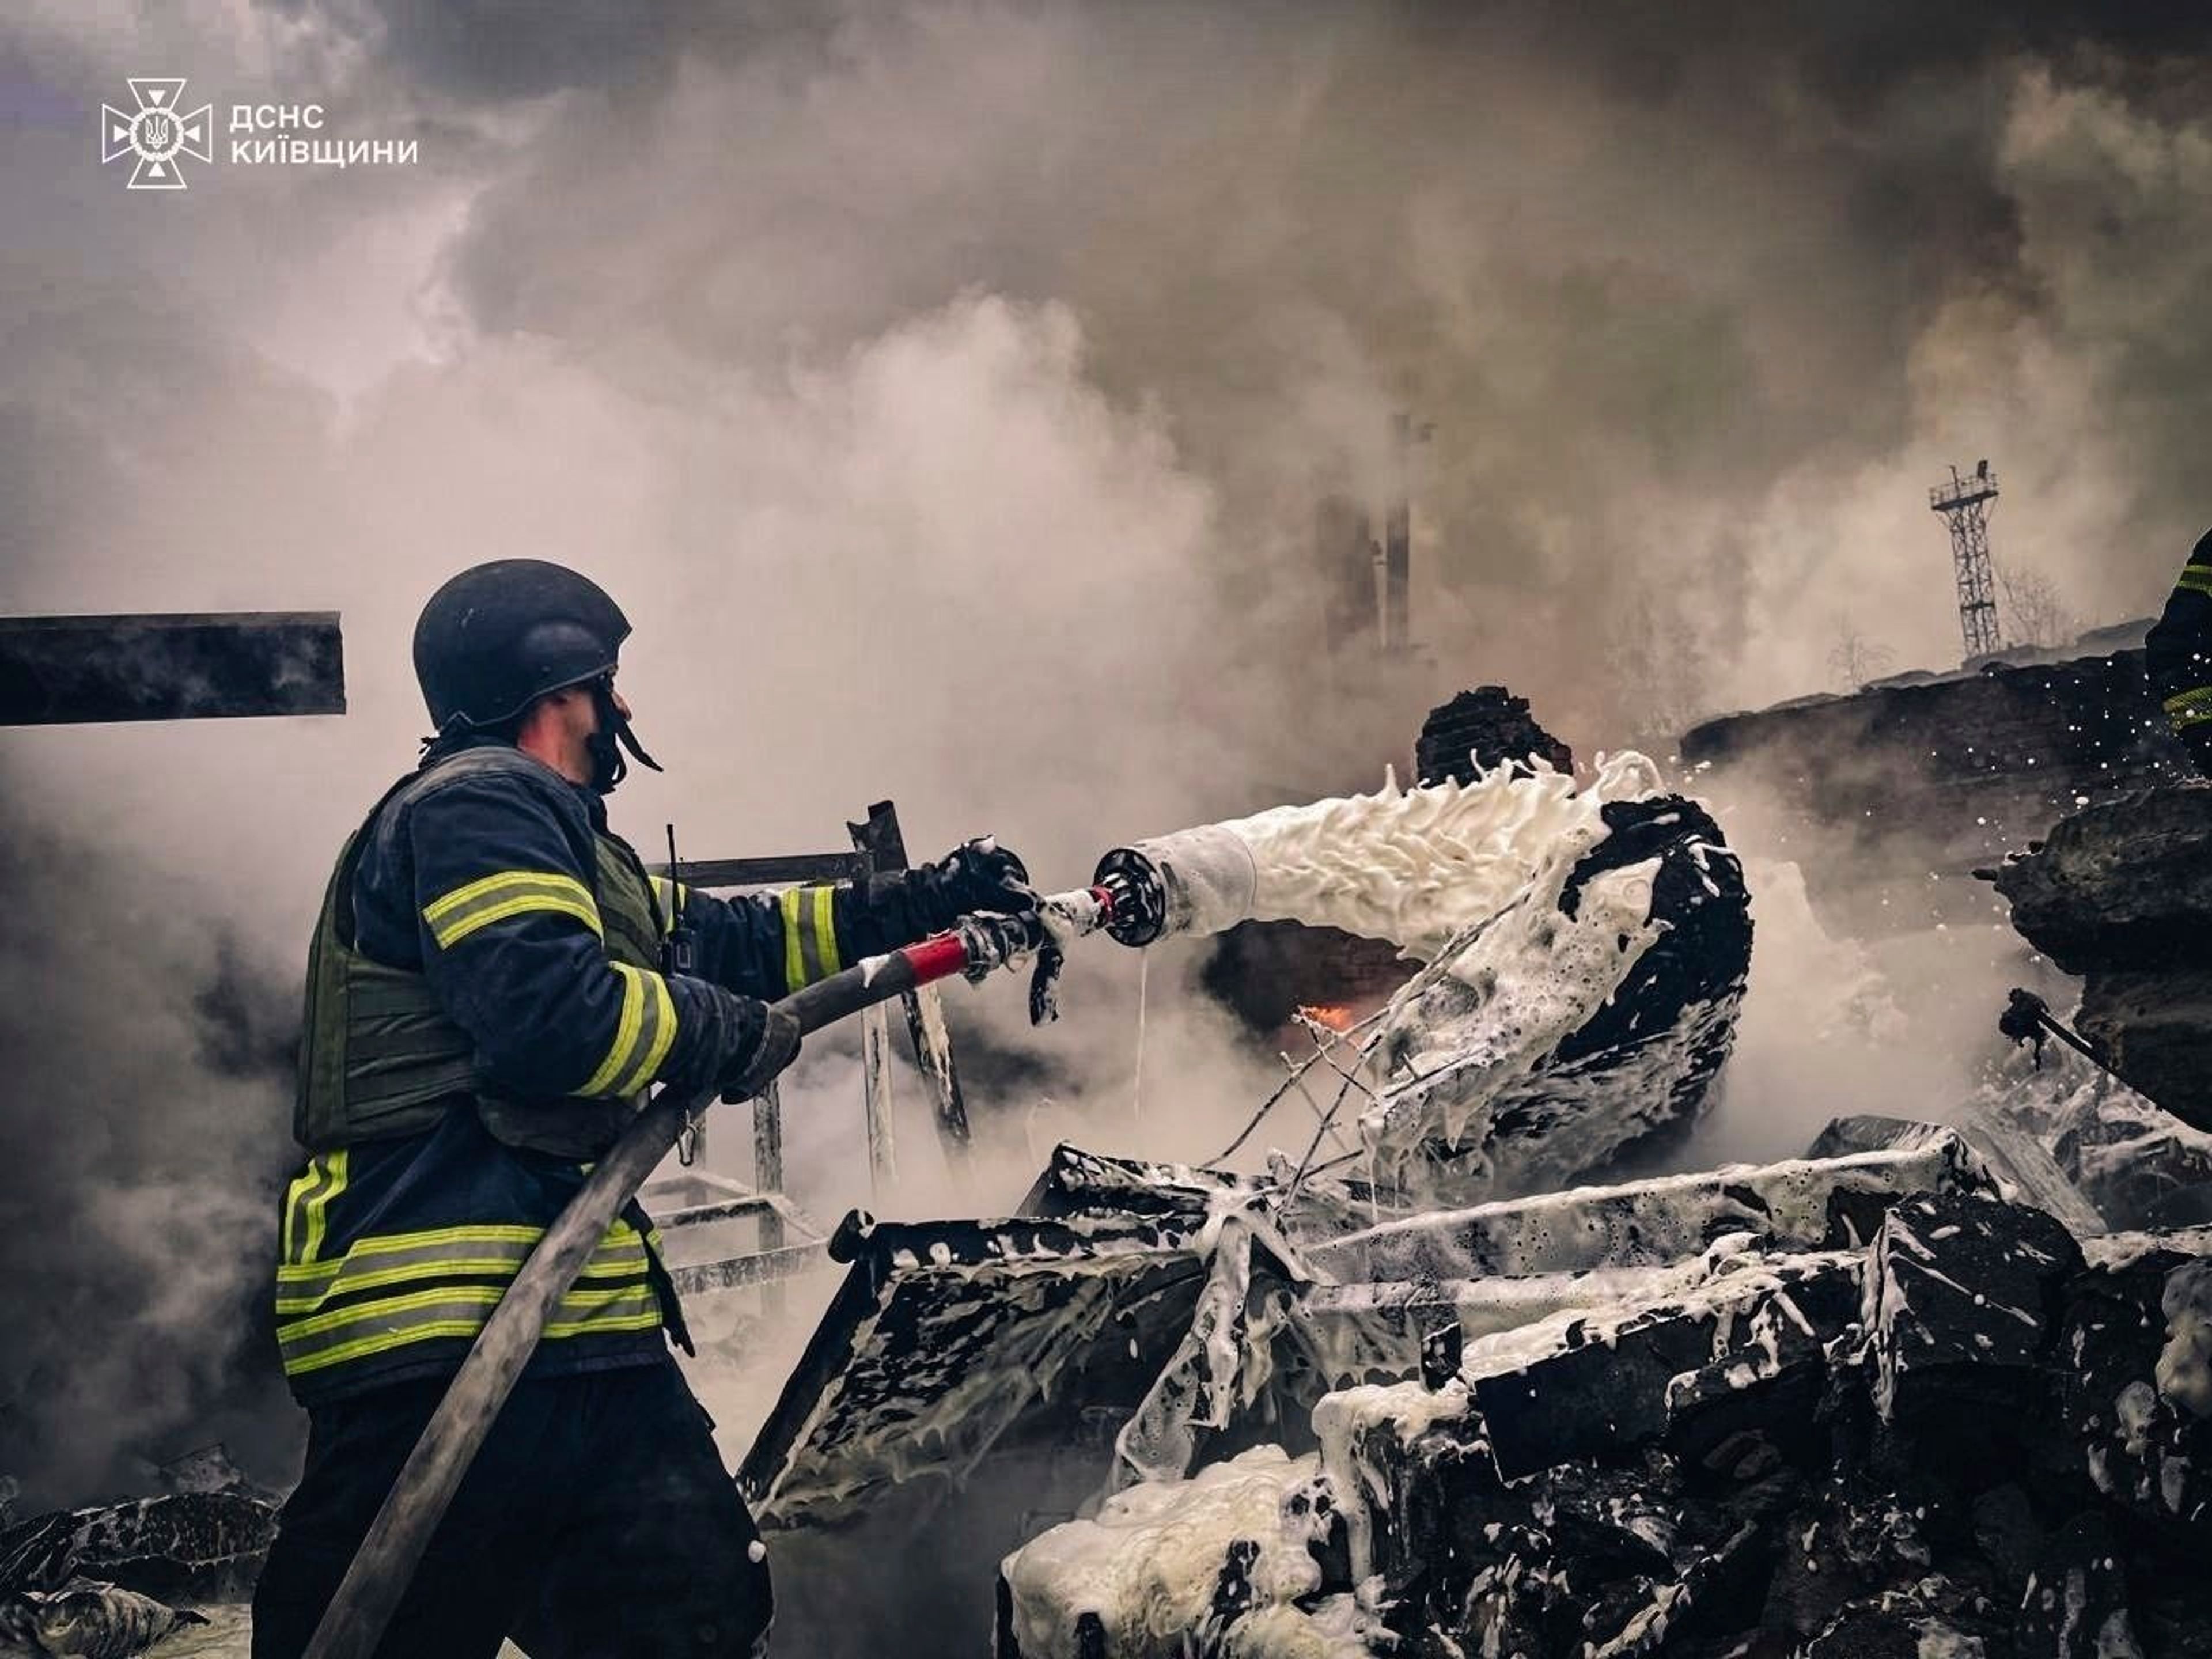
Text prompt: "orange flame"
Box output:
[[1298, 1003, 1354, 1032]]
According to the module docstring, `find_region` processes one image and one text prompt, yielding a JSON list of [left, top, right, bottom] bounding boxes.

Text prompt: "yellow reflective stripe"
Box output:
[[422, 870, 601, 950], [276, 1255, 525, 1315], [273, 1238, 649, 1315], [281, 1158, 332, 1263], [544, 1295, 662, 1339], [279, 1281, 651, 1342], [578, 963, 646, 1096], [778, 885, 840, 989], [2176, 567, 2212, 597], [779, 888, 807, 993], [811, 885, 842, 977], [610, 970, 677, 1096], [283, 1223, 543, 1265], [278, 1282, 660, 1376], [274, 1236, 648, 1292], [650, 877, 689, 933], [276, 1219, 642, 1280], [290, 1150, 348, 1266], [577, 965, 676, 1098], [2165, 687, 2212, 730], [282, 1283, 499, 1342]]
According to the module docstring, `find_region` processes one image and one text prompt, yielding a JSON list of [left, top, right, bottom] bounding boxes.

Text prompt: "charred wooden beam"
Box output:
[[0, 612, 344, 725]]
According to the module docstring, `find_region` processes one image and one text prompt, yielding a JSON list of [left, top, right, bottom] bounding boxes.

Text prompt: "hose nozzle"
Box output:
[[1091, 849, 1169, 946]]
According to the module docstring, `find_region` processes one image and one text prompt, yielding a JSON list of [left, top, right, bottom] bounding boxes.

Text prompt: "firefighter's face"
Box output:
[[555, 678, 630, 734]]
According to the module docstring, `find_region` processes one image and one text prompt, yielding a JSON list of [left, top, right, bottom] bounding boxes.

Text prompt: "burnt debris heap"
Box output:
[[1415, 685, 1575, 786], [747, 1117, 2212, 1658], [729, 690, 2211, 1658], [12, 682, 2212, 1658], [1681, 628, 2184, 934], [1993, 786, 2212, 1137]]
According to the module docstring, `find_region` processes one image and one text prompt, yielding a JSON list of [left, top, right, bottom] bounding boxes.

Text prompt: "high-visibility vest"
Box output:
[[294, 747, 670, 1160]]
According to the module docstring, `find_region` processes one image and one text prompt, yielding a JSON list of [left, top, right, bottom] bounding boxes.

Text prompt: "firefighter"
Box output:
[[250, 559, 1032, 1658], [2148, 528, 2212, 777]]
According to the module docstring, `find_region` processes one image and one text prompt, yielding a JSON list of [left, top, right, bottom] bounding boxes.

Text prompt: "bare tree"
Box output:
[[1604, 596, 1706, 754], [1996, 565, 2078, 650], [1827, 616, 1895, 692]]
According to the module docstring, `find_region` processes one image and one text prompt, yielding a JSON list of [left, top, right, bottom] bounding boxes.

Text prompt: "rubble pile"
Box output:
[[1993, 785, 2212, 1138], [990, 1157, 2212, 1659], [1980, 1069, 2212, 1233], [0, 1478, 275, 1657], [1681, 630, 2181, 934], [21, 684, 2212, 1658], [744, 1108, 2212, 1658]]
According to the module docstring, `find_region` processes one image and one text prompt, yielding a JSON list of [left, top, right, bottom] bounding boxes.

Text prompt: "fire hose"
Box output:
[[301, 876, 1154, 1659]]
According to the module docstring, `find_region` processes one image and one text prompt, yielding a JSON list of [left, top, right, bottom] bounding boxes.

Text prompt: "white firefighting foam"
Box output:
[[1124, 752, 1666, 960], [999, 1445, 1387, 1659], [2157, 1259, 2212, 1419], [1119, 753, 1685, 1188]]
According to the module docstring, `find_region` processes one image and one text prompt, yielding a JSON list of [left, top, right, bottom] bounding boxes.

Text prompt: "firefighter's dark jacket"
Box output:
[[2148, 527, 2212, 775], [275, 737, 947, 1403]]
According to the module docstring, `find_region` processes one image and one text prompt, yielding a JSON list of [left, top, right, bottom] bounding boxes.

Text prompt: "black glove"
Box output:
[[843, 839, 1039, 954], [668, 981, 802, 1103], [717, 998, 801, 1103], [921, 837, 1036, 925]]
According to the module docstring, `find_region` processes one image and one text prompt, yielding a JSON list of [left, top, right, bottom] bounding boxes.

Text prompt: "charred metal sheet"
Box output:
[[0, 612, 344, 725], [740, 1212, 1213, 1527], [1304, 1132, 1991, 1284], [1022, 1143, 1378, 1244], [1021, 1143, 1256, 1224], [0, 1493, 276, 1604], [1293, 1266, 1733, 1391], [1468, 1249, 1864, 1479], [1812, 1110, 2108, 1237]]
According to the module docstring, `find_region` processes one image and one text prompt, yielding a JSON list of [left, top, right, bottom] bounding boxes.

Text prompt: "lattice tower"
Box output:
[[1929, 462, 2003, 659]]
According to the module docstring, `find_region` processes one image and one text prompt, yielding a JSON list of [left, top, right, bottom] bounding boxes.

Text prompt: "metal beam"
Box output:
[[850, 800, 975, 1173], [0, 612, 344, 725], [668, 1243, 830, 1296], [649, 853, 873, 889]]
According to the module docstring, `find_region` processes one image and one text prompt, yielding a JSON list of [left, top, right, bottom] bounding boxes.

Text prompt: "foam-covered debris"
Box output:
[[997, 1447, 1378, 1659]]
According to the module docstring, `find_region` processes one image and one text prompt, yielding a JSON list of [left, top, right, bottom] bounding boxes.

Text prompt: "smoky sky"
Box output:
[[5, 0, 2212, 1506]]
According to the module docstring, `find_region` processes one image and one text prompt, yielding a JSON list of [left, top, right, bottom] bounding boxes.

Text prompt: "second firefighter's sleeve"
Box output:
[[2145, 527, 2212, 776], [407, 777, 731, 1099]]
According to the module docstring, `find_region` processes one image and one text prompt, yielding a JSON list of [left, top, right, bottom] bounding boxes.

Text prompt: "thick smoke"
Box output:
[[0, 759, 300, 1513], [5, 0, 2212, 1508]]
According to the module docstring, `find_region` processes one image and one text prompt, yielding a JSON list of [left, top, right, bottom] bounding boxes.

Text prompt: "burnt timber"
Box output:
[[0, 612, 346, 725]]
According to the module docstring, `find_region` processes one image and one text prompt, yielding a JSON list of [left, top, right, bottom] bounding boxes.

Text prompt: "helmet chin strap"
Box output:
[[587, 676, 662, 795]]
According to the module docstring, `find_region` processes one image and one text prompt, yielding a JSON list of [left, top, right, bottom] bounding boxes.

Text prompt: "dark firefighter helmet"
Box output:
[[412, 559, 631, 737]]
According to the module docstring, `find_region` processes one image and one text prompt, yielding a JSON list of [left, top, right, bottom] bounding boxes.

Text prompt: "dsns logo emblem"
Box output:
[[101, 79, 213, 190]]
